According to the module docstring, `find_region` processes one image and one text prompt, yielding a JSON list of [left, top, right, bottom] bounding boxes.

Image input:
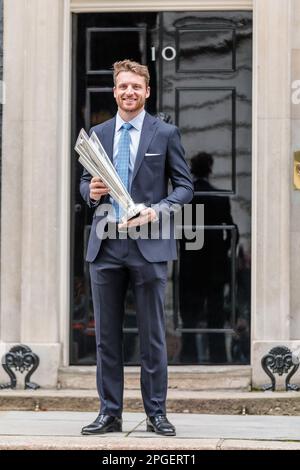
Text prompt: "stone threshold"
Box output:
[[58, 365, 251, 391], [1, 389, 300, 415]]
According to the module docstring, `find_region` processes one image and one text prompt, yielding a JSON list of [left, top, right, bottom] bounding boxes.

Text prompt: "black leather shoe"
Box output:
[[146, 415, 176, 436], [81, 414, 122, 435]]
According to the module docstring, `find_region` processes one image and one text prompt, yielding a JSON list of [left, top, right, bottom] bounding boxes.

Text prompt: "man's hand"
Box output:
[[118, 207, 158, 230], [89, 177, 109, 201]]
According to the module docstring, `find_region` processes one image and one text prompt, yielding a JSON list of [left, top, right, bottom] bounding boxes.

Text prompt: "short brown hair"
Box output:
[[113, 60, 150, 87]]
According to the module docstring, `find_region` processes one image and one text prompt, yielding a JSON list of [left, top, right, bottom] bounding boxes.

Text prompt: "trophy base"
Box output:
[[118, 203, 147, 231]]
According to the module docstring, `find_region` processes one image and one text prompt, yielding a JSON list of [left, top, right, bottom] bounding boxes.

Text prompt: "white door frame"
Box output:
[[60, 0, 254, 365]]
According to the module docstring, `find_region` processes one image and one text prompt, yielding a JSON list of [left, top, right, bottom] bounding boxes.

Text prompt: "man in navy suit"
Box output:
[[80, 60, 193, 436]]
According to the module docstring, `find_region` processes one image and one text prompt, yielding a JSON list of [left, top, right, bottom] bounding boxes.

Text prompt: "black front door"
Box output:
[[71, 11, 252, 365]]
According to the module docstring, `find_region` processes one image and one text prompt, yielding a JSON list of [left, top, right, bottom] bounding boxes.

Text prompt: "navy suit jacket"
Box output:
[[80, 112, 193, 262]]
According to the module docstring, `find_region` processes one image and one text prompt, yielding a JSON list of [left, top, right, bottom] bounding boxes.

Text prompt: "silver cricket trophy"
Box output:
[[74, 129, 146, 226]]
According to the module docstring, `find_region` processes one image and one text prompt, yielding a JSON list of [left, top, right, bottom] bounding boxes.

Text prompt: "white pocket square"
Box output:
[[145, 153, 161, 156]]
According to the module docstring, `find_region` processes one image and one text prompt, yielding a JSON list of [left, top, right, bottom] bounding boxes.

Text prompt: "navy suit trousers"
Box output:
[[89, 236, 168, 417]]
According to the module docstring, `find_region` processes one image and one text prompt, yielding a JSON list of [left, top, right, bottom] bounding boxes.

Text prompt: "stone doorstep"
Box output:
[[57, 365, 252, 391], [1, 389, 300, 415]]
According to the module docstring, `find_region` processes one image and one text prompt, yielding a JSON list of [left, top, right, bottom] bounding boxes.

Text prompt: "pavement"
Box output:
[[1, 411, 300, 450]]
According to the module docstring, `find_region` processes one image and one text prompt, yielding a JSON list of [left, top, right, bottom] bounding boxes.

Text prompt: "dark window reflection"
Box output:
[[179, 153, 250, 364], [88, 28, 146, 72], [177, 88, 235, 192], [177, 28, 235, 72], [87, 89, 116, 126]]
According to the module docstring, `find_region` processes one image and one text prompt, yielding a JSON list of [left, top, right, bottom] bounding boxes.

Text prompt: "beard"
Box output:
[[116, 96, 146, 114]]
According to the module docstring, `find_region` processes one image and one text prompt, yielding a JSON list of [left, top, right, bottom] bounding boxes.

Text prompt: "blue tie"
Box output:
[[113, 122, 132, 221]]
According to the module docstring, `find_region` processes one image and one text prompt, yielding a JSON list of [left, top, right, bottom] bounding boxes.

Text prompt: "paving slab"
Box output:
[[1, 411, 300, 450], [0, 411, 144, 436], [131, 413, 300, 440]]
